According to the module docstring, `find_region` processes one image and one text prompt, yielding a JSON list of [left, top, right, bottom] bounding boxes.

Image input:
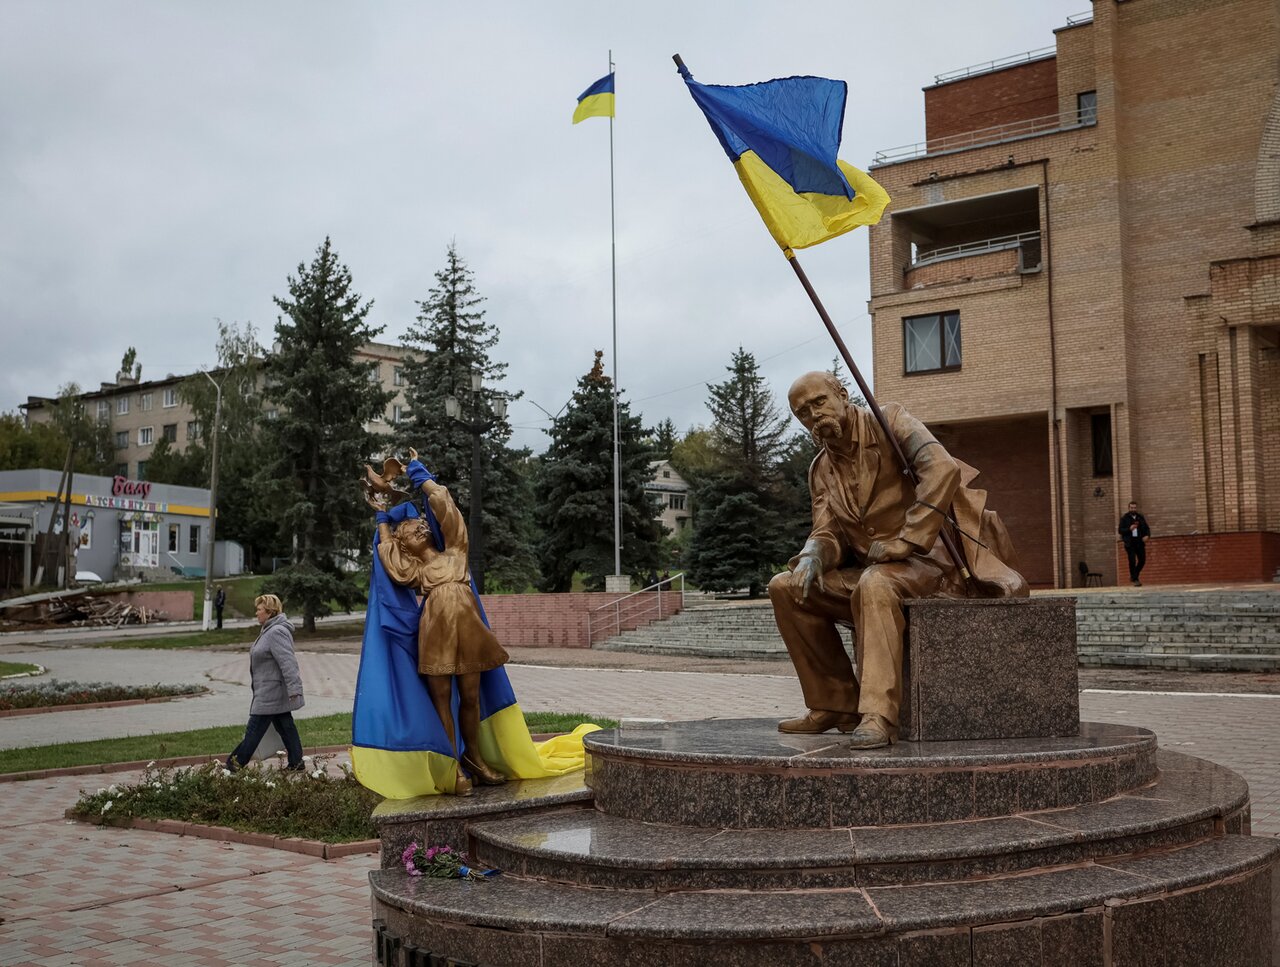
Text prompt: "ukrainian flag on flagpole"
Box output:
[[680, 71, 889, 252], [573, 72, 615, 123]]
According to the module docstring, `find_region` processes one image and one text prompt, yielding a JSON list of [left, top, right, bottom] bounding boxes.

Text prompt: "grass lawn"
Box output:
[[0, 660, 42, 677], [92, 619, 366, 650], [0, 710, 616, 774]]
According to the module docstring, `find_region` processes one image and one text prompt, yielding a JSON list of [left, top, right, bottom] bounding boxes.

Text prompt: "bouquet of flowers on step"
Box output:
[[401, 842, 498, 881]]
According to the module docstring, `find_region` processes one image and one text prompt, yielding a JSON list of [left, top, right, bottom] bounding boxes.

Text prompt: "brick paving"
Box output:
[[3, 644, 1280, 963]]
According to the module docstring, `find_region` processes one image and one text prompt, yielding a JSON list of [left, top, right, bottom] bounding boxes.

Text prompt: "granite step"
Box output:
[[469, 751, 1246, 891], [370, 835, 1278, 967], [584, 720, 1159, 830]]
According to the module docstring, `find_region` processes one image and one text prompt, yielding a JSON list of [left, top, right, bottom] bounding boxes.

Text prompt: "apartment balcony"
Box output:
[[905, 231, 1042, 289], [873, 106, 1096, 167]]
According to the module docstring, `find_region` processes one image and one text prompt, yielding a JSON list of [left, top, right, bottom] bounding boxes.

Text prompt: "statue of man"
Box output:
[[769, 371, 1028, 749]]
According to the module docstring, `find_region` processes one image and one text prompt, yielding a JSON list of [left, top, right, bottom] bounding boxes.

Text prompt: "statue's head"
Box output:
[[788, 371, 851, 445], [394, 517, 433, 555]]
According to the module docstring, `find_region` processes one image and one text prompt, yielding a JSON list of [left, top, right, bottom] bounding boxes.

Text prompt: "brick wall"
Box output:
[[931, 416, 1054, 587], [478, 591, 684, 648], [925, 58, 1058, 144], [1115, 532, 1280, 585], [96, 590, 195, 620], [904, 248, 1020, 290]]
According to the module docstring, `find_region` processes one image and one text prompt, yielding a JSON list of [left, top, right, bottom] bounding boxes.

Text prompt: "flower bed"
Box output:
[[72, 756, 381, 843], [0, 680, 204, 711]]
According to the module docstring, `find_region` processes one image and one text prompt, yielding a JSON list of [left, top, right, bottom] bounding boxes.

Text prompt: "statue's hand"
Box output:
[[866, 538, 913, 564], [361, 480, 390, 513], [793, 556, 825, 602]]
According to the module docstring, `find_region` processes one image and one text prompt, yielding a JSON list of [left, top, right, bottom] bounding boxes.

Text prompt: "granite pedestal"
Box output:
[[368, 598, 1278, 965]]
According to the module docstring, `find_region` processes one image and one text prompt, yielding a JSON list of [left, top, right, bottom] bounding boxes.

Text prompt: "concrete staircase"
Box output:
[[598, 589, 1280, 672]]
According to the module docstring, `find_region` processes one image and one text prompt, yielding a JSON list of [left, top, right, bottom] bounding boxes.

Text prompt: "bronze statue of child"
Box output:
[[364, 449, 508, 791]]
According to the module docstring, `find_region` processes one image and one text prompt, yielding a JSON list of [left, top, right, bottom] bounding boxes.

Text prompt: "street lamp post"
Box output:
[[200, 369, 226, 632], [444, 373, 507, 595]]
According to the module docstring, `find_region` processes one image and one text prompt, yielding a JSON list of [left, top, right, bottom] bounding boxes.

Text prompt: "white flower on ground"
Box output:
[[101, 800, 113, 814], [265, 781, 276, 789], [152, 782, 162, 790], [107, 784, 118, 794], [302, 755, 314, 765], [311, 769, 324, 779], [146, 761, 156, 768], [221, 768, 232, 777]]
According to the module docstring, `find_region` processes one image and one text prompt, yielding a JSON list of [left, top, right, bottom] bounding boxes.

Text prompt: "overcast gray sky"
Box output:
[[2, 1, 1083, 452]]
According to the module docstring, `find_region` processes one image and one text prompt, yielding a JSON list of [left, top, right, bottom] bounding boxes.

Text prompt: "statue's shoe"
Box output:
[[777, 710, 858, 734], [846, 714, 893, 750], [462, 754, 507, 786], [452, 771, 474, 797]]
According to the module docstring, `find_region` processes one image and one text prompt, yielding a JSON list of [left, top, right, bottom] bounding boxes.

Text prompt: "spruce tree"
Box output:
[[258, 238, 392, 630], [534, 351, 663, 592], [397, 243, 536, 592], [686, 348, 793, 597], [650, 418, 678, 460]]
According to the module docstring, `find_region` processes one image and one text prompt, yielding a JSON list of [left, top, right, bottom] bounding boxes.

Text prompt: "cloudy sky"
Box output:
[[2, 1, 1083, 452]]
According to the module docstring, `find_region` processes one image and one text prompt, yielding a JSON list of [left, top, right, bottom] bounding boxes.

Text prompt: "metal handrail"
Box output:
[[586, 572, 686, 646], [934, 46, 1055, 85], [911, 232, 1040, 268], [1065, 10, 1093, 26], [873, 107, 1097, 165]]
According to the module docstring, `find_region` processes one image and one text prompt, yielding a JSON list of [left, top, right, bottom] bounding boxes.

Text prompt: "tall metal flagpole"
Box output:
[[609, 50, 622, 578]]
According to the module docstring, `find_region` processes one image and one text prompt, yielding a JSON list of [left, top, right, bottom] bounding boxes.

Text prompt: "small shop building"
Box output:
[[0, 468, 229, 588]]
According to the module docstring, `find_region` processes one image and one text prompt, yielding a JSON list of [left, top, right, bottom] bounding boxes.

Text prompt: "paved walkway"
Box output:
[[3, 645, 1280, 964]]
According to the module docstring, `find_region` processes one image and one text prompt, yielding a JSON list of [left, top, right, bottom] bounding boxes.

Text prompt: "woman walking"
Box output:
[[227, 594, 305, 771]]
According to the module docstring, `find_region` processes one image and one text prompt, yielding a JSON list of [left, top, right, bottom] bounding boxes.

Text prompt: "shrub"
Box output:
[[0, 680, 204, 711], [73, 756, 381, 843]]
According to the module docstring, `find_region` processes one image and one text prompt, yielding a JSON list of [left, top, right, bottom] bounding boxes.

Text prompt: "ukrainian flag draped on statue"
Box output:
[[680, 70, 889, 252], [573, 72, 615, 124], [350, 503, 596, 800]]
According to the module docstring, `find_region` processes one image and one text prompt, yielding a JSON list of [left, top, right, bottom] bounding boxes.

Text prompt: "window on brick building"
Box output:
[[97, 400, 111, 422], [138, 426, 154, 446], [136, 460, 148, 479], [163, 388, 178, 407], [115, 431, 128, 450], [904, 312, 961, 374], [1091, 412, 1113, 477], [115, 462, 128, 477], [1077, 91, 1097, 125], [162, 424, 177, 443]]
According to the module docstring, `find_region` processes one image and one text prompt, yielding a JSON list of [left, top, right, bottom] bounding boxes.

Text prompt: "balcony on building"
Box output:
[[893, 187, 1041, 291], [872, 11, 1095, 168]]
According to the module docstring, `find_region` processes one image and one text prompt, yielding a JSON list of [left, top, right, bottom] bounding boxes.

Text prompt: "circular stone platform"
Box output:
[[585, 718, 1159, 828], [370, 719, 1277, 967]]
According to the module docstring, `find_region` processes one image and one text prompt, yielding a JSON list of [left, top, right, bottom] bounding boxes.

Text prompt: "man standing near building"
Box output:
[[214, 584, 227, 630], [1118, 501, 1151, 586], [769, 371, 1027, 749]]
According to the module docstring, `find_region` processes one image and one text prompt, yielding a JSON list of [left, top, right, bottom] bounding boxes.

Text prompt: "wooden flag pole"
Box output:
[[784, 249, 971, 581]]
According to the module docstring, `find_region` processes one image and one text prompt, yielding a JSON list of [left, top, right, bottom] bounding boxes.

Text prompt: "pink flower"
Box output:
[[401, 842, 421, 876]]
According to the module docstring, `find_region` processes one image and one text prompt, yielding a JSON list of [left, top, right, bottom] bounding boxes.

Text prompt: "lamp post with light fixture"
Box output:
[[444, 373, 507, 595]]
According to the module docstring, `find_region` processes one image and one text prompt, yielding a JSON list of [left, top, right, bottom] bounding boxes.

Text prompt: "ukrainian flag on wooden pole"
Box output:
[[671, 55, 971, 582], [674, 57, 888, 253], [573, 72, 615, 124]]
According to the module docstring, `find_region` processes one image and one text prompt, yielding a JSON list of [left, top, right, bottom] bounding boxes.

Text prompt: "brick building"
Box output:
[[866, 0, 1280, 587], [21, 341, 418, 480]]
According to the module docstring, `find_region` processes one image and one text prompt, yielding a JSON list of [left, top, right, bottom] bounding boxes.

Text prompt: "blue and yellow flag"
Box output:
[[350, 506, 596, 799], [680, 70, 889, 252], [573, 72, 615, 124]]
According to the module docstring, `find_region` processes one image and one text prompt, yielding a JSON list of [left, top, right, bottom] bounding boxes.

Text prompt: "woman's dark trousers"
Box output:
[[227, 712, 304, 770]]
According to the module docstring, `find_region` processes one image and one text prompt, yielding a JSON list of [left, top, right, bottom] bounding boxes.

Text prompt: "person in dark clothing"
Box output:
[[214, 585, 226, 629], [1118, 501, 1151, 586]]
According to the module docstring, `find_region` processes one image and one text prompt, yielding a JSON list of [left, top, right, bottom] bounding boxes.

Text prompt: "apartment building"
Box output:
[[866, 0, 1280, 587], [646, 459, 693, 535], [21, 341, 419, 479]]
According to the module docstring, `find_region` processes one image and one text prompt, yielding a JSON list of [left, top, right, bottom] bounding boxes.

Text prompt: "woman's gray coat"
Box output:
[[248, 613, 305, 714]]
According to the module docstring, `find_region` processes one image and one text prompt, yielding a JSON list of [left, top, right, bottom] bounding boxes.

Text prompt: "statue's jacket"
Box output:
[[801, 402, 1028, 598]]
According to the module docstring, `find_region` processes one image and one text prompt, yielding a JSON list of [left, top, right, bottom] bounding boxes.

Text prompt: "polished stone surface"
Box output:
[[900, 597, 1080, 741], [587, 719, 1158, 828], [585, 718, 1149, 768], [371, 770, 590, 824]]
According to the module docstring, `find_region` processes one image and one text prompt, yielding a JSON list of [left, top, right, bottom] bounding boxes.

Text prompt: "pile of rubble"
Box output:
[[0, 588, 168, 628]]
